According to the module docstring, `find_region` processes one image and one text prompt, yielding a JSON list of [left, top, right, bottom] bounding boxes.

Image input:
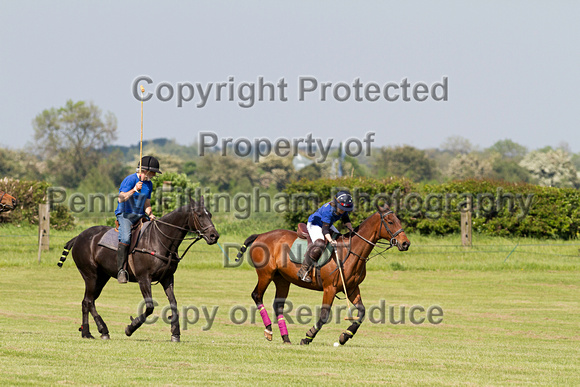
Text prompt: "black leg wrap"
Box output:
[[300, 336, 313, 345], [300, 324, 319, 345], [339, 322, 359, 345], [79, 324, 94, 339], [94, 315, 109, 335]]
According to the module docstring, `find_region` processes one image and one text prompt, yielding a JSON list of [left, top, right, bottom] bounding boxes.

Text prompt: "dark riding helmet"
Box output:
[[138, 155, 162, 174], [334, 190, 353, 212]]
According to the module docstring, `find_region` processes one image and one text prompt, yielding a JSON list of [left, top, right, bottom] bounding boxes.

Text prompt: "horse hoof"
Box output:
[[283, 341, 292, 345], [339, 333, 349, 345], [264, 329, 273, 341], [82, 334, 95, 339], [125, 326, 133, 337], [171, 335, 180, 342], [300, 338, 311, 345], [101, 334, 110, 340]]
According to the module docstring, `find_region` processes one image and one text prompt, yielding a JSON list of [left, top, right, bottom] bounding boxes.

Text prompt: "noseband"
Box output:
[[379, 210, 405, 248], [350, 210, 404, 250]]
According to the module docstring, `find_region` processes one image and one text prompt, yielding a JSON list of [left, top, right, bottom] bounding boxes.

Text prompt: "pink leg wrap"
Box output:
[[277, 315, 288, 336], [258, 304, 271, 327]]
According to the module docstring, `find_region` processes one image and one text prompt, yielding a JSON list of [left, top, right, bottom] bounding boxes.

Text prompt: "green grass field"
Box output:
[[1, 222, 579, 385]]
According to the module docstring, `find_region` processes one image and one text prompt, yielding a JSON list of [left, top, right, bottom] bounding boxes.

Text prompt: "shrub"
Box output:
[[0, 177, 75, 230]]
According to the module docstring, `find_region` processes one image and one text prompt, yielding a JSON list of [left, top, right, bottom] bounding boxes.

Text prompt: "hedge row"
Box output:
[[0, 178, 75, 230], [283, 177, 580, 239]]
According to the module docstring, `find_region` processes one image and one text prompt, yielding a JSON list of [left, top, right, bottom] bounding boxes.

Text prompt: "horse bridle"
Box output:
[[148, 205, 214, 259], [351, 211, 404, 249], [343, 210, 404, 262]]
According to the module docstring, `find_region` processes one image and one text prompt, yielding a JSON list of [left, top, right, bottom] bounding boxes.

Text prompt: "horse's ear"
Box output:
[[375, 202, 390, 213]]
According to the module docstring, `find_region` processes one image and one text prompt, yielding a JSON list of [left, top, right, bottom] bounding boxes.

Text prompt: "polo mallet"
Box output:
[[335, 242, 357, 321], [139, 85, 145, 176]]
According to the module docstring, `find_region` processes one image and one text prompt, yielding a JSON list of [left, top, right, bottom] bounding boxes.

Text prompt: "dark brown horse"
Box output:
[[58, 197, 219, 342], [237, 205, 410, 346], [0, 191, 17, 212]]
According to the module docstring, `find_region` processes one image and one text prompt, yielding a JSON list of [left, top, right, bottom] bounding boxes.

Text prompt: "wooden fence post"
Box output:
[[461, 196, 472, 247], [38, 204, 50, 262]]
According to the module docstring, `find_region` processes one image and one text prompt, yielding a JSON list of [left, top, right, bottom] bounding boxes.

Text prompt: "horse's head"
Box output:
[[188, 195, 219, 245], [0, 191, 17, 212], [377, 204, 410, 251]]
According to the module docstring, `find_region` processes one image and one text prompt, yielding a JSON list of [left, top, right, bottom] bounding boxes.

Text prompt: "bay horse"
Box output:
[[0, 191, 17, 212], [237, 205, 410, 346], [58, 197, 219, 342]]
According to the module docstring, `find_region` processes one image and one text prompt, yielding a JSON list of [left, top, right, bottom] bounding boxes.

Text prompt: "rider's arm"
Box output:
[[342, 213, 353, 232], [118, 187, 136, 203], [118, 178, 142, 203], [321, 223, 334, 244], [144, 199, 155, 219]]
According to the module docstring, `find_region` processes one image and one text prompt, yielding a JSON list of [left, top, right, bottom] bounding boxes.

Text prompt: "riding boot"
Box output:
[[297, 254, 314, 283], [298, 239, 326, 283], [117, 242, 129, 284]]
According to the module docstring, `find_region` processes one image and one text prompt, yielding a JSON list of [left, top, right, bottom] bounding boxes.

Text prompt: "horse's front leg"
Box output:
[[125, 278, 154, 337], [162, 275, 180, 342], [300, 288, 336, 345], [339, 286, 365, 345]]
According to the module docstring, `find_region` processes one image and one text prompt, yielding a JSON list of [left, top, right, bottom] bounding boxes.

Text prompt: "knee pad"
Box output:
[[309, 239, 326, 260]]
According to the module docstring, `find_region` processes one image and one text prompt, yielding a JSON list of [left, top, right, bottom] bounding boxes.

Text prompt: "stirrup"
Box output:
[[298, 268, 312, 283], [117, 269, 128, 284]]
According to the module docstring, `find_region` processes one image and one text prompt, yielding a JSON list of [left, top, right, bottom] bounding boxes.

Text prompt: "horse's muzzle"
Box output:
[[398, 239, 410, 251], [204, 231, 219, 245]]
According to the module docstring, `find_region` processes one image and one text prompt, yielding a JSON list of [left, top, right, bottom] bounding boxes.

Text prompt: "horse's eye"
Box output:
[[388, 221, 394, 225]]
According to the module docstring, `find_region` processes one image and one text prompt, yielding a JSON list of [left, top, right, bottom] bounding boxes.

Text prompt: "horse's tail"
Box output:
[[57, 237, 77, 267], [236, 234, 260, 261]]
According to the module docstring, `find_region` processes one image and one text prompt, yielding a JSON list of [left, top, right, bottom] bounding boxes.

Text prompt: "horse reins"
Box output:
[[134, 207, 213, 284], [346, 210, 404, 262]]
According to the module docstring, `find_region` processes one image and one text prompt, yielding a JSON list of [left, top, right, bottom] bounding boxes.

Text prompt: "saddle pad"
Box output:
[[287, 237, 335, 268], [97, 221, 152, 251], [98, 228, 119, 250]]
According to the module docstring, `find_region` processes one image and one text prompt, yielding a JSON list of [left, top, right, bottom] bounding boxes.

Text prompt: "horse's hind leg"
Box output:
[[272, 275, 291, 344], [89, 271, 111, 339], [300, 287, 336, 345], [251, 271, 274, 341], [80, 271, 111, 339], [125, 279, 154, 337], [339, 286, 365, 346], [80, 279, 95, 339]]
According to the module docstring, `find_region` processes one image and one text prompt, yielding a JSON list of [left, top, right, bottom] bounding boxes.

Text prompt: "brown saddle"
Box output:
[[296, 223, 312, 245]]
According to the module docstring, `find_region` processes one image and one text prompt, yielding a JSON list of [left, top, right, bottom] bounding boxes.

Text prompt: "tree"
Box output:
[[486, 139, 528, 160], [519, 149, 579, 188], [491, 159, 532, 183], [0, 147, 44, 180], [446, 153, 494, 180], [372, 145, 437, 182], [440, 135, 473, 155], [33, 100, 117, 187], [196, 153, 259, 191]]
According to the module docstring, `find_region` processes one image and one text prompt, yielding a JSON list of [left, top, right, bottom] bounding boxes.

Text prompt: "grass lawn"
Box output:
[[0, 223, 579, 385]]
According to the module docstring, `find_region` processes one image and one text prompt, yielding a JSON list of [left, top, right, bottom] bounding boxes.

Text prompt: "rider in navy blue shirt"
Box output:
[[298, 191, 354, 283], [115, 156, 162, 283]]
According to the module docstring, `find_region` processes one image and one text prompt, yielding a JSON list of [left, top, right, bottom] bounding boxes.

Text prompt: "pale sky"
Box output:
[[1, 1, 578, 152]]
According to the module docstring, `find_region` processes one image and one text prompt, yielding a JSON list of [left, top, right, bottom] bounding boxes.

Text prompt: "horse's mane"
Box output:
[[338, 209, 383, 240]]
